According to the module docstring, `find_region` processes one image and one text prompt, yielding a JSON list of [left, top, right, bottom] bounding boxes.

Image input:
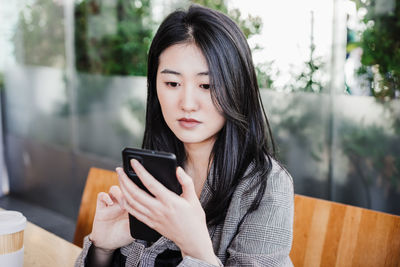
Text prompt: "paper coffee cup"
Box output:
[[0, 211, 26, 267]]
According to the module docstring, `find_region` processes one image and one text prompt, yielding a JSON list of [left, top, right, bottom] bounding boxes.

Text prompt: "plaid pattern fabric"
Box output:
[[75, 158, 294, 267]]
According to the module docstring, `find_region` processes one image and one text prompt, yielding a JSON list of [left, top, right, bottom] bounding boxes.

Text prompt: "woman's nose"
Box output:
[[180, 86, 198, 112]]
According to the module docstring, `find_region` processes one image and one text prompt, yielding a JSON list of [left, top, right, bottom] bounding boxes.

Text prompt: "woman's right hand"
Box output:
[[89, 185, 134, 251]]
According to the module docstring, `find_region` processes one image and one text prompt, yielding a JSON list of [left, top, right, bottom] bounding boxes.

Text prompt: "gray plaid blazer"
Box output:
[[75, 158, 294, 266]]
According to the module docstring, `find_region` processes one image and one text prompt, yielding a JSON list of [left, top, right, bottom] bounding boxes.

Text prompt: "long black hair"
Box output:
[[142, 5, 276, 226]]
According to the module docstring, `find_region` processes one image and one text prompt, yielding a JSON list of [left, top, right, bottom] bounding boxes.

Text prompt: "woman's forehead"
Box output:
[[158, 43, 209, 75]]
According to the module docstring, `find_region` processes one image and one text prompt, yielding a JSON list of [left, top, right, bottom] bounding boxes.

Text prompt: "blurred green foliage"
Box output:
[[339, 105, 400, 202], [13, 0, 65, 67], [59, 0, 153, 117], [75, 0, 273, 87], [287, 11, 325, 93], [270, 93, 328, 163], [339, 0, 400, 201], [351, 0, 400, 100], [13, 0, 274, 87], [191, 0, 262, 39], [75, 0, 153, 76]]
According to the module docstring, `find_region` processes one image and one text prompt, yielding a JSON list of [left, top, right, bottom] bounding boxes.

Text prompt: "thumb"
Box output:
[[176, 167, 197, 200]]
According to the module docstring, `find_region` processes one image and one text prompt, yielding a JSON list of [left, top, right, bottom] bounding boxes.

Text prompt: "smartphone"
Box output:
[[121, 147, 182, 242]]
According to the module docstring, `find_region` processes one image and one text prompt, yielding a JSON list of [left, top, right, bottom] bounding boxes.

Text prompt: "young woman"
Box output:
[[76, 5, 294, 267]]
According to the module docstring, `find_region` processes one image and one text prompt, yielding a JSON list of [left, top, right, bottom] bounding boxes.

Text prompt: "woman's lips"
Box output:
[[178, 118, 201, 129]]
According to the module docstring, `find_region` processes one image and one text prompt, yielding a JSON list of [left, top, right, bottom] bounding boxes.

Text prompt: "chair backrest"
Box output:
[[74, 167, 119, 247], [74, 168, 400, 265], [290, 194, 400, 267]]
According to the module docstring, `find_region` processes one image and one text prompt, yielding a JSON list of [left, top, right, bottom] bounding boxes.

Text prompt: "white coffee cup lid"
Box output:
[[0, 211, 27, 235]]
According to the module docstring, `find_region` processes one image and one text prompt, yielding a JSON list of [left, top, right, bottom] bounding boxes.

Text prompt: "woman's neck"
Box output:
[[183, 141, 214, 198]]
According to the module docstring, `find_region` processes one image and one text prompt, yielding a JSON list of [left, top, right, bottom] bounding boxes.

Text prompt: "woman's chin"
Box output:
[[175, 134, 216, 147]]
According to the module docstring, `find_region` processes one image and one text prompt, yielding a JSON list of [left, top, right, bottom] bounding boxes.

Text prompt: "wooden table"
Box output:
[[24, 221, 82, 267]]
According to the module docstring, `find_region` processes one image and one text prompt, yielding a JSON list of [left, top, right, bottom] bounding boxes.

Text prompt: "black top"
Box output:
[[87, 247, 182, 267], [154, 249, 183, 267]]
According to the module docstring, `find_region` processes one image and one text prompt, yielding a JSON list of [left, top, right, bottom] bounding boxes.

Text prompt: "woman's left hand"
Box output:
[[116, 159, 219, 265]]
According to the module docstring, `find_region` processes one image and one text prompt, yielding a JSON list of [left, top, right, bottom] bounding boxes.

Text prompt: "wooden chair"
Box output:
[[290, 194, 400, 267], [73, 167, 119, 247], [74, 168, 400, 266]]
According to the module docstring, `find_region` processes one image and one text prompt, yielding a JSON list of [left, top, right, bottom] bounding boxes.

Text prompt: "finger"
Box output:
[[176, 167, 197, 201], [120, 189, 162, 229], [125, 205, 157, 231], [130, 159, 175, 202], [96, 192, 113, 209], [116, 167, 162, 217], [116, 167, 161, 208], [108, 185, 124, 205], [118, 179, 154, 217]]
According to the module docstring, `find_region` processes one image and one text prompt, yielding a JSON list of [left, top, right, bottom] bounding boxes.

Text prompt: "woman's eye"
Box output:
[[200, 84, 210, 90], [166, 82, 179, 87]]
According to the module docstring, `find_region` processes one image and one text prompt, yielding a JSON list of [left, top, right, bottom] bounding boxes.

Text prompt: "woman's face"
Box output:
[[156, 43, 226, 146]]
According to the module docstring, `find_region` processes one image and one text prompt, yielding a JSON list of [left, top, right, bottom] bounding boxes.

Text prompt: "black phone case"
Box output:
[[122, 147, 182, 242]]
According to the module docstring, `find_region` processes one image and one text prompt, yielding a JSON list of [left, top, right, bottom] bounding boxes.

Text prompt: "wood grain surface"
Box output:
[[290, 195, 400, 267], [24, 222, 81, 267]]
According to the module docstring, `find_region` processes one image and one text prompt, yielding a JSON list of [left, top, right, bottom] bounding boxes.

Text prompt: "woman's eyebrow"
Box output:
[[160, 69, 209, 76], [197, 71, 209, 76], [160, 69, 181, 75]]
